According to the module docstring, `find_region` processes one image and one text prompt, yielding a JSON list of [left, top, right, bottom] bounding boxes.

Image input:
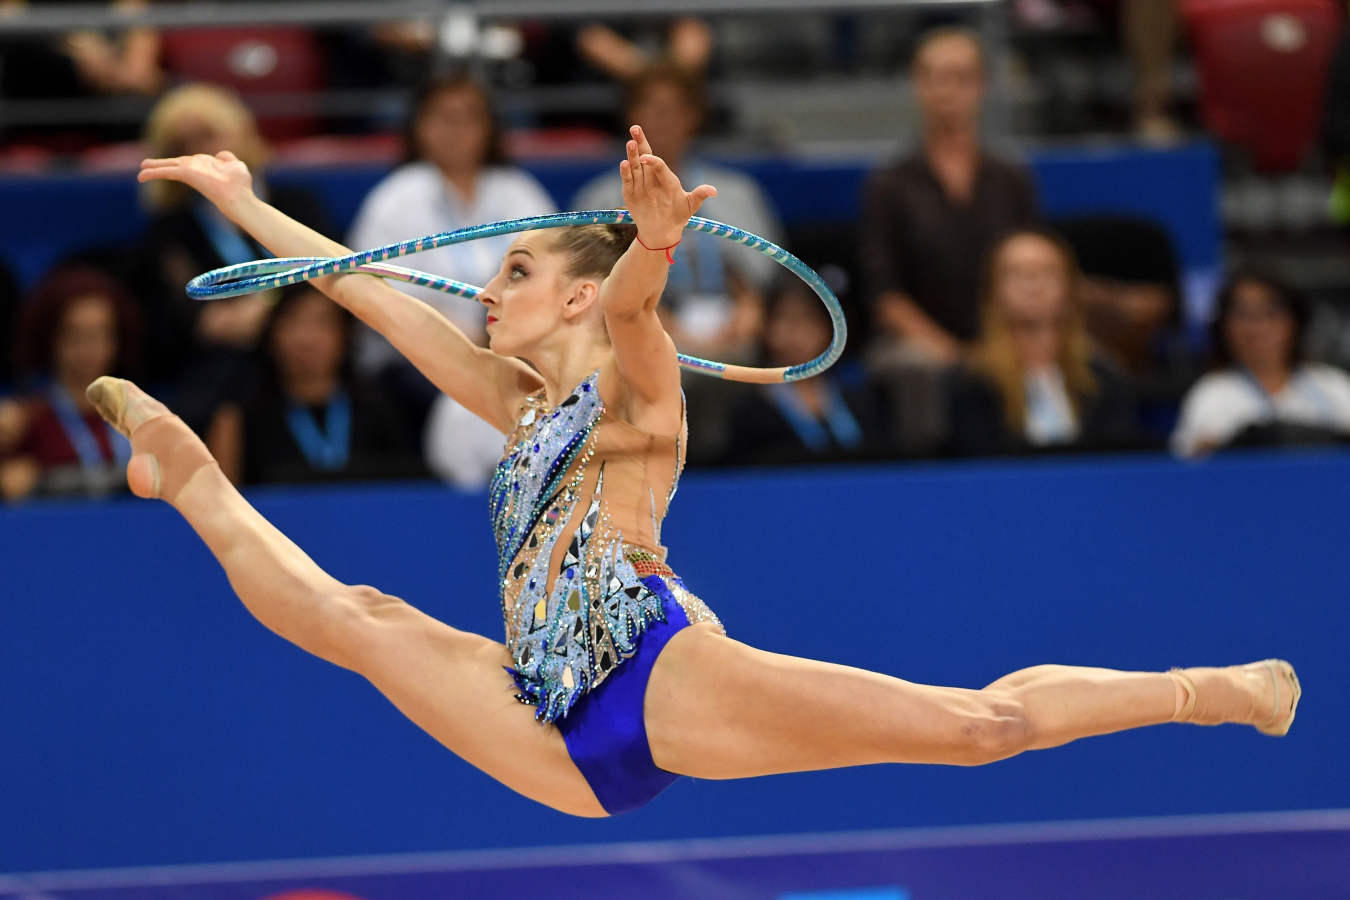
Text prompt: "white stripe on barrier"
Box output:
[[6, 808, 1350, 889]]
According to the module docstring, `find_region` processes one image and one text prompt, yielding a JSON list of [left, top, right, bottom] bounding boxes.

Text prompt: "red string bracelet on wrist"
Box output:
[[635, 234, 680, 264]]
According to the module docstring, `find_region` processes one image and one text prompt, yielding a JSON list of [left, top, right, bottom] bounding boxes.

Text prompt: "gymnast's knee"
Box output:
[[952, 692, 1033, 766]]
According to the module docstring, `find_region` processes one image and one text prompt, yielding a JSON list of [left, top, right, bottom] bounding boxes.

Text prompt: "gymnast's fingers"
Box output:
[[140, 157, 179, 168], [688, 183, 719, 214], [630, 124, 653, 157], [137, 166, 181, 182], [625, 139, 645, 192], [216, 150, 239, 162], [639, 154, 675, 190]]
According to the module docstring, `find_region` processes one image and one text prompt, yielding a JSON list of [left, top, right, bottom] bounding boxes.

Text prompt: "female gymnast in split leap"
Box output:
[[90, 125, 1299, 817]]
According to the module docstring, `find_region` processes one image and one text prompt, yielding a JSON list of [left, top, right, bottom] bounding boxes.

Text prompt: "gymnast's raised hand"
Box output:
[[86, 126, 1296, 820]]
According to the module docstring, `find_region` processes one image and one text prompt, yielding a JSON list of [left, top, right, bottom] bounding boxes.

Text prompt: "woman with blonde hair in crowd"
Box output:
[[137, 83, 330, 431], [946, 228, 1143, 456]]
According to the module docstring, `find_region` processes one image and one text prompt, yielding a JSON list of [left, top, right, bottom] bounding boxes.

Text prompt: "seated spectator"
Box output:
[[0, 266, 141, 502], [860, 27, 1039, 367], [572, 62, 783, 364], [423, 395, 508, 492], [1056, 215, 1197, 441], [206, 285, 425, 486], [347, 73, 555, 431], [1171, 269, 1350, 458], [137, 83, 331, 432], [722, 278, 891, 467], [946, 229, 1143, 457]]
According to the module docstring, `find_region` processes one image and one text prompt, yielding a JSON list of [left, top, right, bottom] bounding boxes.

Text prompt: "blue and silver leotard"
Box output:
[[489, 369, 722, 726]]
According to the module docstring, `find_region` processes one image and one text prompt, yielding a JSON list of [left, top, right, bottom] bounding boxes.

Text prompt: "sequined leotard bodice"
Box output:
[[489, 370, 722, 722]]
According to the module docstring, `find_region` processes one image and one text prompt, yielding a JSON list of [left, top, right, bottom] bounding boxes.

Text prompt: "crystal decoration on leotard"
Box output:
[[489, 371, 722, 722]]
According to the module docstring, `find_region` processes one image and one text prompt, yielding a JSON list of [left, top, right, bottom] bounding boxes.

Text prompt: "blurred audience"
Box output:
[[1171, 269, 1350, 458], [946, 229, 1143, 457], [723, 278, 890, 466], [576, 18, 714, 82], [860, 27, 1039, 367], [136, 83, 331, 433], [206, 285, 424, 486], [0, 0, 164, 145], [574, 63, 783, 363], [347, 73, 555, 433], [0, 266, 141, 502], [1122, 0, 1180, 141], [1056, 215, 1196, 440]]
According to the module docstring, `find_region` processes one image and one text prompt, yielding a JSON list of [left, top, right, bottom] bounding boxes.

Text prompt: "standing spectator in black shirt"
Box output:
[[860, 28, 1039, 364]]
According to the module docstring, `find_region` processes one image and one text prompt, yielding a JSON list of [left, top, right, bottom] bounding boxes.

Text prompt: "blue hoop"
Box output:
[[187, 210, 846, 383]]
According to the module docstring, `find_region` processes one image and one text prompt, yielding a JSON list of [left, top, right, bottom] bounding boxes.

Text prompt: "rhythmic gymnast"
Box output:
[[89, 125, 1299, 818]]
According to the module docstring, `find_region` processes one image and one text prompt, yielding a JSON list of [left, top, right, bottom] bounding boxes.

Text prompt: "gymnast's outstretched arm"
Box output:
[[598, 125, 716, 433], [137, 152, 542, 432]]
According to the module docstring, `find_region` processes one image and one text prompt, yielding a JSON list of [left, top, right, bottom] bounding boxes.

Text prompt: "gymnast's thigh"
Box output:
[[344, 593, 606, 817], [642, 625, 1003, 778]]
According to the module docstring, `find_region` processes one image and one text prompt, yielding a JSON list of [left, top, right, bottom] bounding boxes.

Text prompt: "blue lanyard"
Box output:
[[285, 390, 351, 471], [194, 202, 258, 267], [768, 380, 863, 452], [48, 382, 131, 469]]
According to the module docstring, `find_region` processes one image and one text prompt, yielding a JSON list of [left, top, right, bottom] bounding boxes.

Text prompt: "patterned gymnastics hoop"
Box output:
[[187, 209, 846, 383]]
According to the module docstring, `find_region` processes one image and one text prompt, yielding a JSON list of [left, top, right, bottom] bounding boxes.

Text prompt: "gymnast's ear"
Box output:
[[561, 277, 601, 322]]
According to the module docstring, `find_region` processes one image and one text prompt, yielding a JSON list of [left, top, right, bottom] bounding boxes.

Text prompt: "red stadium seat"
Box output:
[[158, 27, 325, 141], [1182, 0, 1344, 171]]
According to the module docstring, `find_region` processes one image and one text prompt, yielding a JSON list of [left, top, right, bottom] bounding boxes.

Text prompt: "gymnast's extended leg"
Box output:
[[645, 627, 1298, 780], [87, 376, 605, 817]]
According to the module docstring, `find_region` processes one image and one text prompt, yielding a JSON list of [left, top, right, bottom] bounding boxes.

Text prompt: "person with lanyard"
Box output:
[[136, 83, 331, 433], [724, 278, 890, 466], [0, 266, 138, 502], [1172, 269, 1350, 458], [204, 284, 424, 487]]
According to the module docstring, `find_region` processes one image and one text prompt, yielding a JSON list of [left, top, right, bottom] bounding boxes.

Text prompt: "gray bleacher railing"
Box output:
[[0, 1, 1000, 33], [0, 0, 1009, 142]]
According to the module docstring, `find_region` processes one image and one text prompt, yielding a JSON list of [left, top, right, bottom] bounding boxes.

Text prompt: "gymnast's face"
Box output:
[[479, 234, 601, 359]]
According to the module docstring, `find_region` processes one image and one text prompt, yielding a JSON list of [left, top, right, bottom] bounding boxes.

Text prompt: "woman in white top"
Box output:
[[1172, 269, 1350, 458], [348, 74, 556, 371]]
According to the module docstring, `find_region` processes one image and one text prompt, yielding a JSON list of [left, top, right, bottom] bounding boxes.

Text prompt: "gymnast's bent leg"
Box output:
[[87, 376, 605, 817], [643, 627, 1298, 780]]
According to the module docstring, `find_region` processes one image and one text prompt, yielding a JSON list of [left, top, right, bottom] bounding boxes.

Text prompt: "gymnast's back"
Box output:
[[489, 364, 721, 722]]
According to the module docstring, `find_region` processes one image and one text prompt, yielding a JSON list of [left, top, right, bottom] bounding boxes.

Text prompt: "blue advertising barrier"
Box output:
[[1, 450, 1345, 873]]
